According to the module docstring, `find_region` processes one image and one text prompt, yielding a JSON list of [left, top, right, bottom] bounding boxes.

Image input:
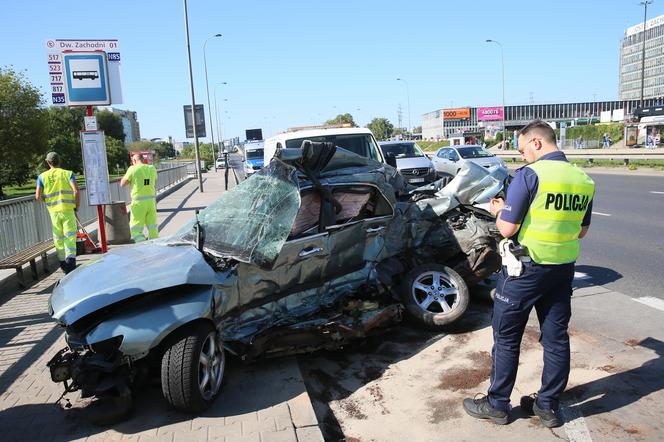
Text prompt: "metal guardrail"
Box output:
[[492, 148, 664, 161], [0, 164, 190, 261]]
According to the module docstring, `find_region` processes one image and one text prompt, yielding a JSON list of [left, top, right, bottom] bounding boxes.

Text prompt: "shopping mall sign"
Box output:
[[478, 106, 504, 121]]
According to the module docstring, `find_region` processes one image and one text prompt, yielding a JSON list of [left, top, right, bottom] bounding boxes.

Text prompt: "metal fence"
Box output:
[[0, 164, 190, 261]]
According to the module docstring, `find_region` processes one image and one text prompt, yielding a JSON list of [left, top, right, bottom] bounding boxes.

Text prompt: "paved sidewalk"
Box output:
[[0, 167, 324, 441]]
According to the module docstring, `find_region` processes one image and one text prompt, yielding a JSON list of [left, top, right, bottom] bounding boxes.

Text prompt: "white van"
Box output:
[[264, 125, 385, 165]]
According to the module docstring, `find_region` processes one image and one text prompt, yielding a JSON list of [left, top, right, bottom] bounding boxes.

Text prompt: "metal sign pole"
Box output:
[[86, 105, 108, 253]]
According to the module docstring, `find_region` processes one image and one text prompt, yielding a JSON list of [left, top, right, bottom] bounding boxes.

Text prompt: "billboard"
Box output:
[[442, 108, 470, 120], [478, 106, 505, 121]]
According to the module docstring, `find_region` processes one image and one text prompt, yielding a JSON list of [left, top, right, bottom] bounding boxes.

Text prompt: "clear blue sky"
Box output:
[[0, 0, 657, 141]]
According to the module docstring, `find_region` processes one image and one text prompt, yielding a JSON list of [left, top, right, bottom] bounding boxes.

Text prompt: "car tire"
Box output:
[[400, 264, 469, 329], [161, 322, 225, 413]]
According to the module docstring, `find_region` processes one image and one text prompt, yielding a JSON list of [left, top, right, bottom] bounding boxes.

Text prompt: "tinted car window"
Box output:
[[457, 146, 494, 159], [437, 149, 449, 159], [380, 143, 425, 158], [285, 135, 381, 161]]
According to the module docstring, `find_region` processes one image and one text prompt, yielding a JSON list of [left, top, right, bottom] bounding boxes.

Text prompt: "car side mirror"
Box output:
[[385, 152, 397, 168]]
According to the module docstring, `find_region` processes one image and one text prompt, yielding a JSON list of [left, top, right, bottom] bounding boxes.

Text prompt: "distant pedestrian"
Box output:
[[602, 133, 610, 148], [121, 153, 158, 242], [462, 120, 595, 428], [35, 152, 80, 274], [575, 136, 583, 149]]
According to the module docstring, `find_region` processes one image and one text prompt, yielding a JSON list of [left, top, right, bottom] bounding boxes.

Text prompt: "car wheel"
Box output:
[[161, 322, 225, 412], [400, 264, 469, 329]]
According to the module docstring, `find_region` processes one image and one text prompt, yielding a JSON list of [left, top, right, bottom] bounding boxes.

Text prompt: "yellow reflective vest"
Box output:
[[124, 163, 157, 202], [518, 160, 595, 264], [40, 168, 76, 213]]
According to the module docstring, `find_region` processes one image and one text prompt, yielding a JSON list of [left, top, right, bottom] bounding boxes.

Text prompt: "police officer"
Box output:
[[462, 120, 595, 427], [35, 152, 80, 274], [120, 153, 158, 242]]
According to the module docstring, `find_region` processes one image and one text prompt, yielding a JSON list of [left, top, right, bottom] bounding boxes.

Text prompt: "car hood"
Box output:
[[467, 156, 501, 167], [49, 243, 220, 325], [395, 156, 432, 170]]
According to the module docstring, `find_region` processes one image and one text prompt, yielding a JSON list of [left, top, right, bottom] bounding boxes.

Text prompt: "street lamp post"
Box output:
[[203, 33, 222, 171], [640, 1, 653, 106], [214, 83, 228, 151], [486, 39, 506, 146], [396, 78, 411, 137], [183, 0, 203, 192]]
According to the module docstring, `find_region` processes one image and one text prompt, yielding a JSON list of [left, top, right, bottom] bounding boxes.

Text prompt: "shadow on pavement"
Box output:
[[0, 356, 306, 441], [298, 300, 493, 441], [573, 264, 623, 289], [563, 337, 664, 418]]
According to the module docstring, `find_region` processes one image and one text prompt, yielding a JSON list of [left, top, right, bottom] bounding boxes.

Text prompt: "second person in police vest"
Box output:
[[121, 153, 158, 242]]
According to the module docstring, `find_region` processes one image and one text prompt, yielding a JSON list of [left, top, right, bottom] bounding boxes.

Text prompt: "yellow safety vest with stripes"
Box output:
[[40, 168, 76, 213], [518, 160, 595, 264], [125, 164, 157, 202]]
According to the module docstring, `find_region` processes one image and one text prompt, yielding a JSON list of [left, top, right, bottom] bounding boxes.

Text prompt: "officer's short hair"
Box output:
[[519, 119, 557, 145]]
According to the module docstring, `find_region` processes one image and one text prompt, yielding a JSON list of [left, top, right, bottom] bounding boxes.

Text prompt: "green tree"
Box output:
[[367, 118, 394, 141], [155, 142, 175, 159], [45, 106, 86, 174], [325, 113, 357, 127], [180, 144, 195, 159], [96, 109, 125, 142], [105, 136, 129, 175], [0, 68, 49, 198]]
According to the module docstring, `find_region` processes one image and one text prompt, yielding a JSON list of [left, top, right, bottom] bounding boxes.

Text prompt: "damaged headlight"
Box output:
[[89, 335, 124, 354]]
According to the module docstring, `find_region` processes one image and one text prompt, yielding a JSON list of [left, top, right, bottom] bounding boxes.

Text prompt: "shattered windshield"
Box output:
[[175, 160, 300, 268]]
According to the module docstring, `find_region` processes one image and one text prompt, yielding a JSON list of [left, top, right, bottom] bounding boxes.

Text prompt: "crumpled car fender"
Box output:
[[85, 286, 215, 359]]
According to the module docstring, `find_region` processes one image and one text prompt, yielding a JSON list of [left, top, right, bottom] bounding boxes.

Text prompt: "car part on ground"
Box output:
[[46, 143, 506, 421]]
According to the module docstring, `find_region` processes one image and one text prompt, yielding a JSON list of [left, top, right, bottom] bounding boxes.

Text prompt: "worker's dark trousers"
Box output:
[[488, 261, 575, 412]]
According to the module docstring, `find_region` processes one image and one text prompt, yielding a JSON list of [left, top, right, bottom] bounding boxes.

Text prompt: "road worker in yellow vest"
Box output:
[[463, 120, 595, 428], [121, 153, 158, 242], [35, 152, 80, 274]]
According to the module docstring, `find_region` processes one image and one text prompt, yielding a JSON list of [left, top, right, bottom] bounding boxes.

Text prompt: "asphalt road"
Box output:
[[576, 171, 664, 299]]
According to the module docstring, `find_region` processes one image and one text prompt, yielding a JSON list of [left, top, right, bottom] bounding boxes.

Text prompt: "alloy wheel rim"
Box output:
[[412, 271, 459, 314], [198, 331, 225, 400]]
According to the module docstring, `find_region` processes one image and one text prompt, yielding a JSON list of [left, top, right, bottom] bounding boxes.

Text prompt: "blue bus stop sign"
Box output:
[[63, 52, 111, 105]]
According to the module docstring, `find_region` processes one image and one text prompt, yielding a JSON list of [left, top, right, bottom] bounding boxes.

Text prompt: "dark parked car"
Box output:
[[47, 141, 505, 421]]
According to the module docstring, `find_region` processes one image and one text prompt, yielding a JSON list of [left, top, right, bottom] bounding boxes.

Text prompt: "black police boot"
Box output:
[[63, 257, 76, 274], [520, 393, 562, 428], [463, 394, 509, 425], [59, 260, 67, 273]]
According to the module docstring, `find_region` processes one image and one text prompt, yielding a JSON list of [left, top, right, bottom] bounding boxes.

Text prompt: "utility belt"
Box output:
[[499, 239, 531, 277]]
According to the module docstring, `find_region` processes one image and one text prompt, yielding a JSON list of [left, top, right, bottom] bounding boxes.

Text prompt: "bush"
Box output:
[[556, 123, 623, 146]]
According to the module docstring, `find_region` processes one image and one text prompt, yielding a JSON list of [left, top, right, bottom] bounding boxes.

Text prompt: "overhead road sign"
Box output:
[[63, 52, 111, 106], [183, 105, 207, 138]]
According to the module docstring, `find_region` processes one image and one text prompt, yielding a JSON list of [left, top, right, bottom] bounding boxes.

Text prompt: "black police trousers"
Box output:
[[488, 261, 575, 412]]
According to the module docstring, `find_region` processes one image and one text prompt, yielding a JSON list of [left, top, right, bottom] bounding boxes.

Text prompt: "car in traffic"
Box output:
[[379, 140, 437, 185], [264, 124, 385, 165], [432, 145, 506, 179], [46, 141, 506, 422], [243, 141, 264, 177], [215, 155, 227, 169]]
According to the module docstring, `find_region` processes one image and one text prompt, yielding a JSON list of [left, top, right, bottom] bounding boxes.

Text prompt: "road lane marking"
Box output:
[[649, 191, 664, 195], [633, 296, 664, 312], [592, 211, 611, 217], [561, 397, 593, 442]]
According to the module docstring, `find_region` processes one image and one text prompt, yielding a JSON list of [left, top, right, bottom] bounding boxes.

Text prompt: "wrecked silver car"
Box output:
[[47, 141, 506, 420]]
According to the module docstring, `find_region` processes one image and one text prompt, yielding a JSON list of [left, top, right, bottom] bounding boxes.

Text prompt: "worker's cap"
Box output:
[[45, 152, 60, 163]]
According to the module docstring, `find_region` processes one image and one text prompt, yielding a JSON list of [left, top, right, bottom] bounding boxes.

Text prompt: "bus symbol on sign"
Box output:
[[73, 71, 99, 81]]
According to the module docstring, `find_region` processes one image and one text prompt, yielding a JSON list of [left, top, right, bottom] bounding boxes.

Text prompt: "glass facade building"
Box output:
[[620, 14, 664, 101]]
